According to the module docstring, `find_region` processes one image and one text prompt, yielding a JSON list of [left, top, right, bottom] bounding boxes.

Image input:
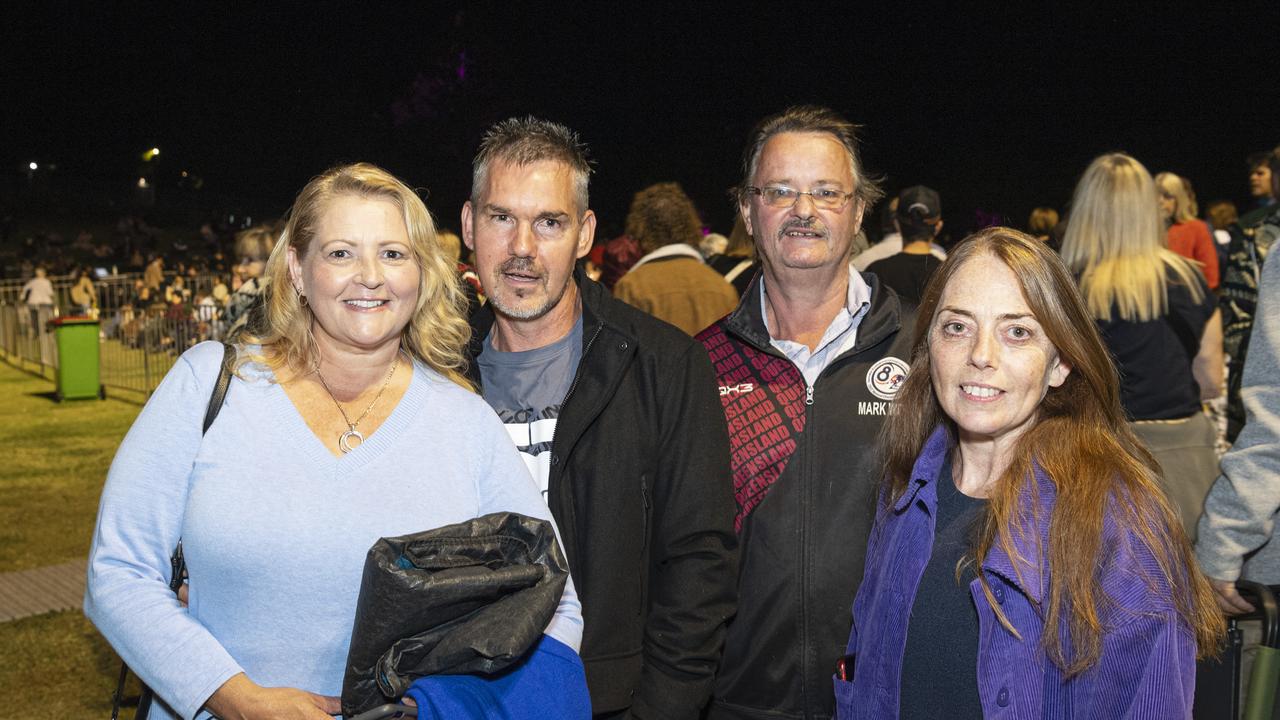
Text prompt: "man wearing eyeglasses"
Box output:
[[696, 106, 916, 720]]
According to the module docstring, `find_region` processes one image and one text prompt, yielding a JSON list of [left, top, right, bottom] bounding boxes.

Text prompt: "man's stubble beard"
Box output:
[[487, 271, 573, 322]]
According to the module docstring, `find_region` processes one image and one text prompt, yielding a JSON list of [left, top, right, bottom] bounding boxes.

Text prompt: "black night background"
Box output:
[[4, 3, 1279, 244]]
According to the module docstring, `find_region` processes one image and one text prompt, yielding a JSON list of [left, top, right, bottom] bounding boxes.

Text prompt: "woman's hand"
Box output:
[[204, 673, 341, 719], [1209, 577, 1257, 615]]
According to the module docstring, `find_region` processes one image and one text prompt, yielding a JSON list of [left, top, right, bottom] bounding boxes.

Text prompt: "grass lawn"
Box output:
[[0, 611, 143, 719], [0, 359, 143, 717], [0, 359, 141, 571]]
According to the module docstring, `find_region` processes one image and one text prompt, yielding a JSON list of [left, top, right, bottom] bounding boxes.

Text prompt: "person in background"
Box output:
[[1206, 199, 1238, 270], [1197, 231, 1280, 613], [223, 224, 277, 336], [1027, 206, 1059, 247], [1221, 146, 1280, 441], [211, 275, 230, 306], [21, 265, 56, 334], [70, 266, 98, 315], [1240, 150, 1278, 229], [613, 182, 739, 335], [706, 215, 758, 298], [598, 233, 643, 291], [700, 232, 729, 259], [865, 186, 945, 305], [165, 275, 191, 305], [853, 194, 947, 271], [837, 228, 1223, 719], [143, 255, 164, 293], [1156, 171, 1219, 289], [86, 162, 584, 720], [437, 228, 485, 310], [1061, 153, 1223, 540]]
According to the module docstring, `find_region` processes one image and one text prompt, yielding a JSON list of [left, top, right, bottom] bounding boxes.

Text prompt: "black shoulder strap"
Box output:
[[202, 342, 236, 435]]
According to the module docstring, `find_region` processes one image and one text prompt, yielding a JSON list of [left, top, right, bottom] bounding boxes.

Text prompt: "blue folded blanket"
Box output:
[[404, 635, 590, 719]]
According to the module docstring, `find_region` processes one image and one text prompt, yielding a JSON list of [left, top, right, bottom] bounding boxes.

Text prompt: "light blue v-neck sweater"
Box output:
[[86, 341, 582, 719]]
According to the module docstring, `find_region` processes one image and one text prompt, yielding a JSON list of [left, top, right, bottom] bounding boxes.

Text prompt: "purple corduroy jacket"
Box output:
[[836, 425, 1198, 719]]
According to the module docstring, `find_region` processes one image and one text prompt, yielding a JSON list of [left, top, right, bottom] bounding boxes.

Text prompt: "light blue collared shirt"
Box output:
[[761, 264, 872, 387]]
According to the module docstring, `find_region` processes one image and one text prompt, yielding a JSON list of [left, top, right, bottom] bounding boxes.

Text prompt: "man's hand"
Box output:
[[1210, 578, 1257, 615], [204, 673, 341, 719]]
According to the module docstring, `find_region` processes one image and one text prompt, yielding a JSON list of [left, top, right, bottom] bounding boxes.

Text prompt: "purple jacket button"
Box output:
[[992, 585, 1005, 604], [997, 686, 1010, 707]]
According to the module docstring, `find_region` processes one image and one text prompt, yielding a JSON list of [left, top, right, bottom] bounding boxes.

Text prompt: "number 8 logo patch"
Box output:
[[866, 357, 909, 400]]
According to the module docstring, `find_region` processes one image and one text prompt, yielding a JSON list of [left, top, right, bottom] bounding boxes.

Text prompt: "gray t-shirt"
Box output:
[[477, 314, 584, 500]]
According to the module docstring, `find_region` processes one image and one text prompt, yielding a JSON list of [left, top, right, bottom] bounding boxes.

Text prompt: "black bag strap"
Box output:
[[113, 342, 236, 720], [202, 342, 236, 434]]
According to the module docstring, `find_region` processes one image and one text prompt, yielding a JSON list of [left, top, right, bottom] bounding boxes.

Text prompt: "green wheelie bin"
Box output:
[[49, 316, 104, 401]]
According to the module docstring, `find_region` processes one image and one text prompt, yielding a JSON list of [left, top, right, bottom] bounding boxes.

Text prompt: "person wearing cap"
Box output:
[[864, 186, 945, 305], [852, 195, 947, 272]]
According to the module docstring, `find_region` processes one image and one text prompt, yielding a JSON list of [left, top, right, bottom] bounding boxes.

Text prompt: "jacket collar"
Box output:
[[893, 423, 1054, 606], [721, 263, 904, 360], [979, 463, 1055, 606], [891, 424, 952, 515], [629, 243, 704, 271]]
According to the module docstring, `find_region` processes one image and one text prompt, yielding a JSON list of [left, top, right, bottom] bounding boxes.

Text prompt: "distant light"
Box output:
[[180, 170, 188, 177], [137, 177, 149, 188], [142, 147, 161, 161], [28, 162, 37, 170]]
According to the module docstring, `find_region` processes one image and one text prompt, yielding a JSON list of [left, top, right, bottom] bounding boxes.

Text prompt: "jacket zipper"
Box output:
[[551, 320, 605, 449], [799, 378, 814, 712], [547, 320, 606, 560], [639, 475, 650, 613]]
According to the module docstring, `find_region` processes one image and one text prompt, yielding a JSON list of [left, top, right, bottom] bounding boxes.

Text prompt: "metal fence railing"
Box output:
[[0, 300, 231, 398], [0, 272, 230, 315]]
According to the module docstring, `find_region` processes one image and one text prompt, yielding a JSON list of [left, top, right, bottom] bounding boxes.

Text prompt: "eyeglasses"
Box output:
[[745, 185, 856, 211]]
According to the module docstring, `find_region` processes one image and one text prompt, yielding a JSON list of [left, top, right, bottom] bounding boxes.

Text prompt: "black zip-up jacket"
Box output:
[[467, 270, 738, 718], [697, 272, 916, 720]]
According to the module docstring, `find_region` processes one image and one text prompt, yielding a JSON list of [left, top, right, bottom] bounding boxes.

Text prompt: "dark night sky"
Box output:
[[5, 3, 1279, 239]]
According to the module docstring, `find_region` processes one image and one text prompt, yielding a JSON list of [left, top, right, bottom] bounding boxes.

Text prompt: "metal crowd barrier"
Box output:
[[0, 271, 228, 314], [0, 300, 229, 398]]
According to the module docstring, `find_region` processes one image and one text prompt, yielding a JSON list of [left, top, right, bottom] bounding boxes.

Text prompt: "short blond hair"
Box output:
[[1154, 172, 1198, 224]]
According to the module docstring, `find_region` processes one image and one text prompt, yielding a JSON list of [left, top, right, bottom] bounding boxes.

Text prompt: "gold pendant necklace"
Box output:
[[315, 353, 400, 453]]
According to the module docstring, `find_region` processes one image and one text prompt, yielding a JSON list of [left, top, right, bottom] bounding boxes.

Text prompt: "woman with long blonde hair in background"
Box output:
[[1061, 153, 1224, 540]]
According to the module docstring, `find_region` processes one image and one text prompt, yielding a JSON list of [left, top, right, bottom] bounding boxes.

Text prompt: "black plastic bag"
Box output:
[[341, 512, 570, 717]]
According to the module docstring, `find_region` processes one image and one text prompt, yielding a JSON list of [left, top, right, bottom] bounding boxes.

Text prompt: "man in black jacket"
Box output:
[[460, 117, 738, 719], [697, 106, 916, 720]]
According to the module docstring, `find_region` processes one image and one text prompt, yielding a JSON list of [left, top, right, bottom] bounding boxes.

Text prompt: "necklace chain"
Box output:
[[315, 353, 400, 452]]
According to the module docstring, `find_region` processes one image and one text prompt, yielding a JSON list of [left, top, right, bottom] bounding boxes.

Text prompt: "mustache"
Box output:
[[779, 218, 827, 237], [498, 257, 543, 276]]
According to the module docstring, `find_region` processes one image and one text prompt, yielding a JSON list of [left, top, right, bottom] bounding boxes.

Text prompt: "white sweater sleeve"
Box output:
[[472, 409, 585, 653], [84, 342, 243, 720]]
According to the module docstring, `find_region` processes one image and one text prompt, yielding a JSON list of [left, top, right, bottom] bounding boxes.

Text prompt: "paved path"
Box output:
[[0, 559, 87, 622]]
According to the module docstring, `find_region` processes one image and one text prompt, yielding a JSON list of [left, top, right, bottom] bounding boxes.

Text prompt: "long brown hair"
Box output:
[[881, 226, 1223, 675]]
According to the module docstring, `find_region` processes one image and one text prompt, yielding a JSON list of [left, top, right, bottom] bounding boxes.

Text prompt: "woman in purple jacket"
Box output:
[[835, 228, 1224, 719]]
